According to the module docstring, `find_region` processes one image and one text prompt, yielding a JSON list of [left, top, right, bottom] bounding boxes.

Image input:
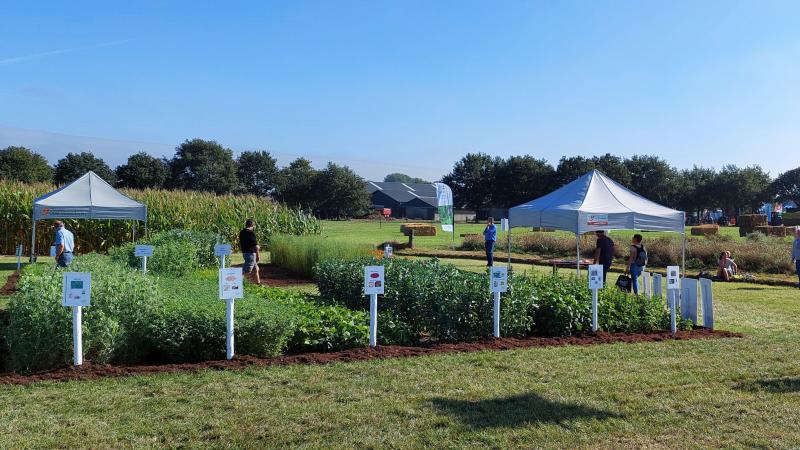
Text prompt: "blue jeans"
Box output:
[[485, 240, 495, 266], [243, 253, 257, 272], [57, 252, 73, 268], [630, 264, 643, 294]]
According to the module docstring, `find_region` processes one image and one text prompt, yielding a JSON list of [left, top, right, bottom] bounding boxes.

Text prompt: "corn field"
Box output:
[[0, 180, 321, 255]]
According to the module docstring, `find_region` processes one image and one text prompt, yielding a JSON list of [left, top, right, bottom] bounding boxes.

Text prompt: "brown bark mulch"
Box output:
[[0, 329, 741, 386], [0, 270, 20, 296]]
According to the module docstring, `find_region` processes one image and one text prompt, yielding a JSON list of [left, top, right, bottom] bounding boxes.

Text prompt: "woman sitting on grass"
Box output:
[[717, 251, 738, 281]]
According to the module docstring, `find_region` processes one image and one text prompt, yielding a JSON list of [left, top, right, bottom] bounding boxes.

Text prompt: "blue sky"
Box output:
[[1, 1, 799, 181]]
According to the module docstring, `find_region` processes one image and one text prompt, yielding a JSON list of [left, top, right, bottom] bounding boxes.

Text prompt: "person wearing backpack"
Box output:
[[626, 234, 647, 294]]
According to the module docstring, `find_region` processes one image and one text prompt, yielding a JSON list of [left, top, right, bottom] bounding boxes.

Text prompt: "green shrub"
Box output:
[[109, 229, 219, 276], [5, 254, 160, 373], [269, 234, 375, 279]]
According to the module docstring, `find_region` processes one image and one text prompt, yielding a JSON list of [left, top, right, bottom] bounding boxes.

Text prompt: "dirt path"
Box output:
[[0, 329, 741, 386], [0, 271, 20, 296]]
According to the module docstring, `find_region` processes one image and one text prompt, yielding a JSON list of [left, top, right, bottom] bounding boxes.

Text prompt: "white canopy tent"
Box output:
[[508, 170, 686, 277], [30, 171, 147, 260]]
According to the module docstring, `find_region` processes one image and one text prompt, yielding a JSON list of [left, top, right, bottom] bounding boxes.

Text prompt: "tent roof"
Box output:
[[33, 171, 147, 221], [509, 170, 684, 233]]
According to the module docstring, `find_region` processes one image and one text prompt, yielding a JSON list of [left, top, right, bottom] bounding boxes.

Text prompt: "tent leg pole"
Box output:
[[681, 233, 686, 283], [30, 219, 36, 263], [576, 233, 581, 277]]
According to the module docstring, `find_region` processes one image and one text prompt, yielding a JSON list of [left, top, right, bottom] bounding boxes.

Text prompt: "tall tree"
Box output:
[[554, 154, 632, 187], [441, 153, 501, 211], [713, 165, 772, 214], [168, 139, 238, 194], [384, 173, 429, 183], [624, 154, 678, 205], [115, 152, 169, 189], [237, 150, 279, 196], [770, 167, 800, 205], [313, 162, 371, 219], [274, 158, 318, 208], [0, 146, 53, 183], [673, 166, 717, 215], [54, 152, 116, 185], [492, 156, 555, 207], [554, 156, 595, 187]]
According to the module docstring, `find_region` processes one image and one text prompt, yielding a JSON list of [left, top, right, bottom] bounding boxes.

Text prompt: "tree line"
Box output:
[[441, 153, 800, 218], [0, 140, 370, 219]]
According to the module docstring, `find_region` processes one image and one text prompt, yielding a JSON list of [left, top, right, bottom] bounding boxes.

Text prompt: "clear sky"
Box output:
[[1, 1, 799, 181]]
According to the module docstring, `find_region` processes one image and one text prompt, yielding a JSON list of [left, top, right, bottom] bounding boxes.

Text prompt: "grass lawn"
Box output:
[[1, 256, 800, 447]]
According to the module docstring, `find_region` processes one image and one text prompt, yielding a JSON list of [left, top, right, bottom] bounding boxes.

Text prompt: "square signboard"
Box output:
[[62, 272, 91, 307], [588, 264, 604, 290], [219, 268, 244, 300], [666, 266, 680, 290], [500, 218, 509, 232], [134, 245, 154, 257], [490, 266, 508, 293], [214, 244, 232, 256], [364, 266, 385, 295]]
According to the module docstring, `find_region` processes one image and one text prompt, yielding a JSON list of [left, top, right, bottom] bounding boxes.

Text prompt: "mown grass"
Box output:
[[0, 261, 799, 447]]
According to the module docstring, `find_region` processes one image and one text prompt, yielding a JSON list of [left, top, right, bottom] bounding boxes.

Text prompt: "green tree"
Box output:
[[441, 153, 501, 211], [168, 139, 238, 194], [492, 155, 555, 207], [674, 166, 717, 216], [115, 152, 169, 189], [384, 173, 429, 183], [770, 167, 800, 205], [554, 156, 595, 186], [554, 154, 631, 187], [0, 146, 53, 183], [54, 152, 116, 185], [274, 158, 318, 208], [624, 155, 678, 205], [713, 165, 772, 215], [313, 162, 371, 219], [237, 150, 279, 196]]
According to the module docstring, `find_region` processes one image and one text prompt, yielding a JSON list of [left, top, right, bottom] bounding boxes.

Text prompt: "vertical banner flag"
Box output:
[[434, 182, 454, 233]]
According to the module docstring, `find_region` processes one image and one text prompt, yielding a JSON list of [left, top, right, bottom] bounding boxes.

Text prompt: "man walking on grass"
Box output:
[[483, 217, 497, 267], [52, 220, 74, 268], [239, 219, 260, 284]]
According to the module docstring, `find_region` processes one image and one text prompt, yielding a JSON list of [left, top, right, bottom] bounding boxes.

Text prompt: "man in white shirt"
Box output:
[[53, 220, 75, 267]]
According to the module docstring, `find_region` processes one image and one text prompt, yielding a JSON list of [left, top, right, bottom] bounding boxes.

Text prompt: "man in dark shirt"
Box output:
[[593, 230, 615, 285], [239, 219, 260, 283]]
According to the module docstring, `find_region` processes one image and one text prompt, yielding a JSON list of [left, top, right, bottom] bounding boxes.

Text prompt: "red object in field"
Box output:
[[730, 218, 736, 226], [382, 208, 391, 217]]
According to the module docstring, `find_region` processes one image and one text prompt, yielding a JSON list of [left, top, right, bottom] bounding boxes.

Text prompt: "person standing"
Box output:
[[626, 234, 647, 294], [483, 217, 497, 267], [52, 220, 74, 268], [239, 219, 260, 284], [793, 227, 800, 289], [593, 230, 615, 284]]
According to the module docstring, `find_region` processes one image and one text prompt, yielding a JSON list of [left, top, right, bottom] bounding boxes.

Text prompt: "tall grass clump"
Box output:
[[0, 180, 321, 255], [268, 234, 375, 279]]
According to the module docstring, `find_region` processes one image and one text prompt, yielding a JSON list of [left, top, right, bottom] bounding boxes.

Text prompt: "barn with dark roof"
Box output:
[[365, 181, 437, 220]]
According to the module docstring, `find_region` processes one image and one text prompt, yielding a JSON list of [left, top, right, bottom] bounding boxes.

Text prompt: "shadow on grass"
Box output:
[[430, 393, 621, 428], [736, 377, 800, 394], [0, 263, 21, 271], [736, 287, 767, 291]]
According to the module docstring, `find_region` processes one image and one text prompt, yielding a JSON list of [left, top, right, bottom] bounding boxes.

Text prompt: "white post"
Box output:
[[16, 244, 22, 271], [141, 255, 148, 274], [226, 298, 235, 360], [220, 255, 226, 269], [493, 291, 501, 338], [669, 290, 677, 334], [73, 306, 83, 366], [30, 218, 36, 263], [592, 288, 599, 332], [369, 293, 378, 347], [680, 233, 686, 285], [576, 234, 581, 276]]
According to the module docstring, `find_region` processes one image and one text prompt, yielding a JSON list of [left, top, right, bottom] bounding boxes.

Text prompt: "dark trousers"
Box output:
[[602, 263, 611, 285], [485, 240, 495, 266]]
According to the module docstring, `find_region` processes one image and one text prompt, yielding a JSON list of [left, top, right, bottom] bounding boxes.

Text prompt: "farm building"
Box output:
[[365, 181, 437, 220]]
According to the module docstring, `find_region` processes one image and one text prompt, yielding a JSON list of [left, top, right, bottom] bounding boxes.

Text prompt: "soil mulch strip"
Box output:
[[0, 270, 20, 296], [0, 329, 741, 386], [233, 263, 313, 287]]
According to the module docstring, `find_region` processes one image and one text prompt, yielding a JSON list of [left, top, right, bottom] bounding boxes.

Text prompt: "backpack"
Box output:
[[634, 244, 647, 267]]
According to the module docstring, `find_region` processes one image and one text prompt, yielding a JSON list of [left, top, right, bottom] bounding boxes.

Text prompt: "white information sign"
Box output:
[[214, 244, 232, 256], [500, 218, 509, 232], [134, 245, 154, 257], [588, 264, 604, 290], [50, 245, 57, 257], [384, 244, 393, 259], [364, 266, 385, 295], [666, 266, 680, 290], [218, 268, 244, 300], [490, 267, 508, 293], [62, 272, 91, 307]]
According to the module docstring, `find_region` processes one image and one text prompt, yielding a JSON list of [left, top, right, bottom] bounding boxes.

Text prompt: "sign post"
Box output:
[[490, 266, 508, 338], [219, 267, 244, 360], [62, 272, 91, 366], [134, 245, 154, 274], [214, 244, 232, 269], [364, 266, 385, 347], [15, 244, 22, 271], [384, 243, 393, 259], [588, 264, 604, 332], [666, 266, 680, 334]]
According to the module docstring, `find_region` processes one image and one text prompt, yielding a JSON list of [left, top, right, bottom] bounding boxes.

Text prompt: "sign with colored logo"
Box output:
[[62, 272, 91, 307], [134, 245, 154, 257], [587, 214, 609, 226], [384, 244, 393, 259], [214, 244, 232, 256], [363, 266, 385, 295], [490, 267, 508, 293], [219, 267, 244, 299], [588, 264, 604, 290], [667, 266, 680, 290]]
